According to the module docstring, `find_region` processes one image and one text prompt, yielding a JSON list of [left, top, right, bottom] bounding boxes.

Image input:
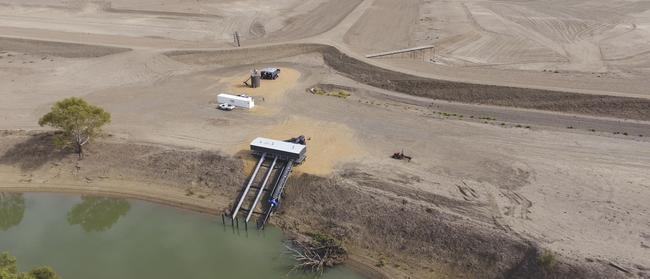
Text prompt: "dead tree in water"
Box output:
[[285, 233, 347, 275]]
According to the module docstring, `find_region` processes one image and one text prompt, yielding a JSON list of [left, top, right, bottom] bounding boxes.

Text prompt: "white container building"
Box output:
[[217, 93, 255, 109], [250, 137, 307, 163]]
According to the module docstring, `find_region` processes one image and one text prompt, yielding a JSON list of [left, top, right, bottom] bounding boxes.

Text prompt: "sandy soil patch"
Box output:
[[235, 114, 366, 176], [260, 115, 366, 176], [216, 67, 301, 114]]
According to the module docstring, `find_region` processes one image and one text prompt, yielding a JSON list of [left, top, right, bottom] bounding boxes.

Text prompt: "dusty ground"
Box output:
[[342, 0, 650, 97], [1, 0, 650, 278]]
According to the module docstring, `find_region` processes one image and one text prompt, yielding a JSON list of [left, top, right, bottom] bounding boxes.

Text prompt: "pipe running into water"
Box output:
[[246, 156, 278, 222], [232, 152, 266, 219]]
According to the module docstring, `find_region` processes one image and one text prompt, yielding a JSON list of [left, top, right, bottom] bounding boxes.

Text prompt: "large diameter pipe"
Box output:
[[246, 156, 278, 222], [272, 159, 294, 200], [232, 153, 266, 219]]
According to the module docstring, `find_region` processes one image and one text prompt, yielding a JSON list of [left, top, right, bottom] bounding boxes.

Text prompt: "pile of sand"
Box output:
[[261, 115, 366, 176]]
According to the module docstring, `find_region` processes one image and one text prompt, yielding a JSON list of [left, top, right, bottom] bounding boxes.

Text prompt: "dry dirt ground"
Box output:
[[342, 0, 650, 98], [1, 0, 650, 278]]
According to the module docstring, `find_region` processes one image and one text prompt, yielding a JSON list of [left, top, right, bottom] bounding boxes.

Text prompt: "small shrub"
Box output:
[[330, 90, 351, 99], [376, 258, 385, 267], [538, 250, 557, 271]]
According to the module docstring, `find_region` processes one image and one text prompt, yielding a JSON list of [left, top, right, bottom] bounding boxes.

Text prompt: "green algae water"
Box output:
[[0, 193, 366, 279]]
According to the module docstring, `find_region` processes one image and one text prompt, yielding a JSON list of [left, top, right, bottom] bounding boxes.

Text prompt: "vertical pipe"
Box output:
[[232, 153, 267, 219], [221, 214, 225, 226], [245, 156, 278, 222]]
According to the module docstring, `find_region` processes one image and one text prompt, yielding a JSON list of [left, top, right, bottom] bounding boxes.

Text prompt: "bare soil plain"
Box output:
[[1, 0, 650, 278]]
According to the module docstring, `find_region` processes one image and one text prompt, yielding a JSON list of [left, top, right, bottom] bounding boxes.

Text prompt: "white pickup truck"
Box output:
[[218, 103, 235, 111]]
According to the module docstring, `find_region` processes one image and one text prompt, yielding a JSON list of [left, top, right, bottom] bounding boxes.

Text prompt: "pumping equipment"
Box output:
[[230, 136, 306, 229]]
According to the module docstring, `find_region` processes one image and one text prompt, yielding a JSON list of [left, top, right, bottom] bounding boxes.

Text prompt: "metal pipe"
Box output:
[[272, 159, 294, 200], [232, 153, 267, 219], [259, 160, 294, 229], [246, 156, 278, 222]]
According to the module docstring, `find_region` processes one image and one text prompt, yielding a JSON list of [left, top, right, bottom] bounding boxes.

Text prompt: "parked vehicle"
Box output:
[[260, 68, 280, 80], [217, 93, 255, 109], [218, 103, 235, 111]]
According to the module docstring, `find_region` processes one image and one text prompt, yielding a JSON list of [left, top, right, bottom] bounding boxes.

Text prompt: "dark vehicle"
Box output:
[[260, 68, 281, 80]]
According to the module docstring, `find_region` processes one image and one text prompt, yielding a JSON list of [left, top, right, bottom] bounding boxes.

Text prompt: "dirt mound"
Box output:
[[0, 37, 130, 58], [321, 47, 650, 121], [277, 173, 621, 279], [165, 44, 327, 66]]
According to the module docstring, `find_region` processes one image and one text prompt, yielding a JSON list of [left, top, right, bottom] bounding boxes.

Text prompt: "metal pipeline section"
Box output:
[[232, 152, 266, 219], [259, 159, 294, 229], [271, 159, 294, 201], [245, 156, 278, 222]]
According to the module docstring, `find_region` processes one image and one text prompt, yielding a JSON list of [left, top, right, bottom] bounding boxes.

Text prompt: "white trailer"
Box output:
[[217, 93, 255, 109]]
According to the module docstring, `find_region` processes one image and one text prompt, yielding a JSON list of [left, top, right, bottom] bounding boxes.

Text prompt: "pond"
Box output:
[[0, 192, 367, 279]]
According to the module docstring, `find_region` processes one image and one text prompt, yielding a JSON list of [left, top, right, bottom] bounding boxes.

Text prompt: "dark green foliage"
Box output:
[[0, 252, 60, 279], [28, 267, 60, 279]]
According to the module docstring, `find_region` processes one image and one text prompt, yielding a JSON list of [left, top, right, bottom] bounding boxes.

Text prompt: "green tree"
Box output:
[[0, 193, 25, 231], [0, 252, 61, 279], [27, 267, 60, 279], [38, 97, 111, 159], [67, 196, 130, 232]]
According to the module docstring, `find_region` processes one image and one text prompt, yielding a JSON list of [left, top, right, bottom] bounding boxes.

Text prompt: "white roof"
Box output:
[[261, 68, 279, 72], [218, 93, 252, 101], [250, 137, 305, 155]]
